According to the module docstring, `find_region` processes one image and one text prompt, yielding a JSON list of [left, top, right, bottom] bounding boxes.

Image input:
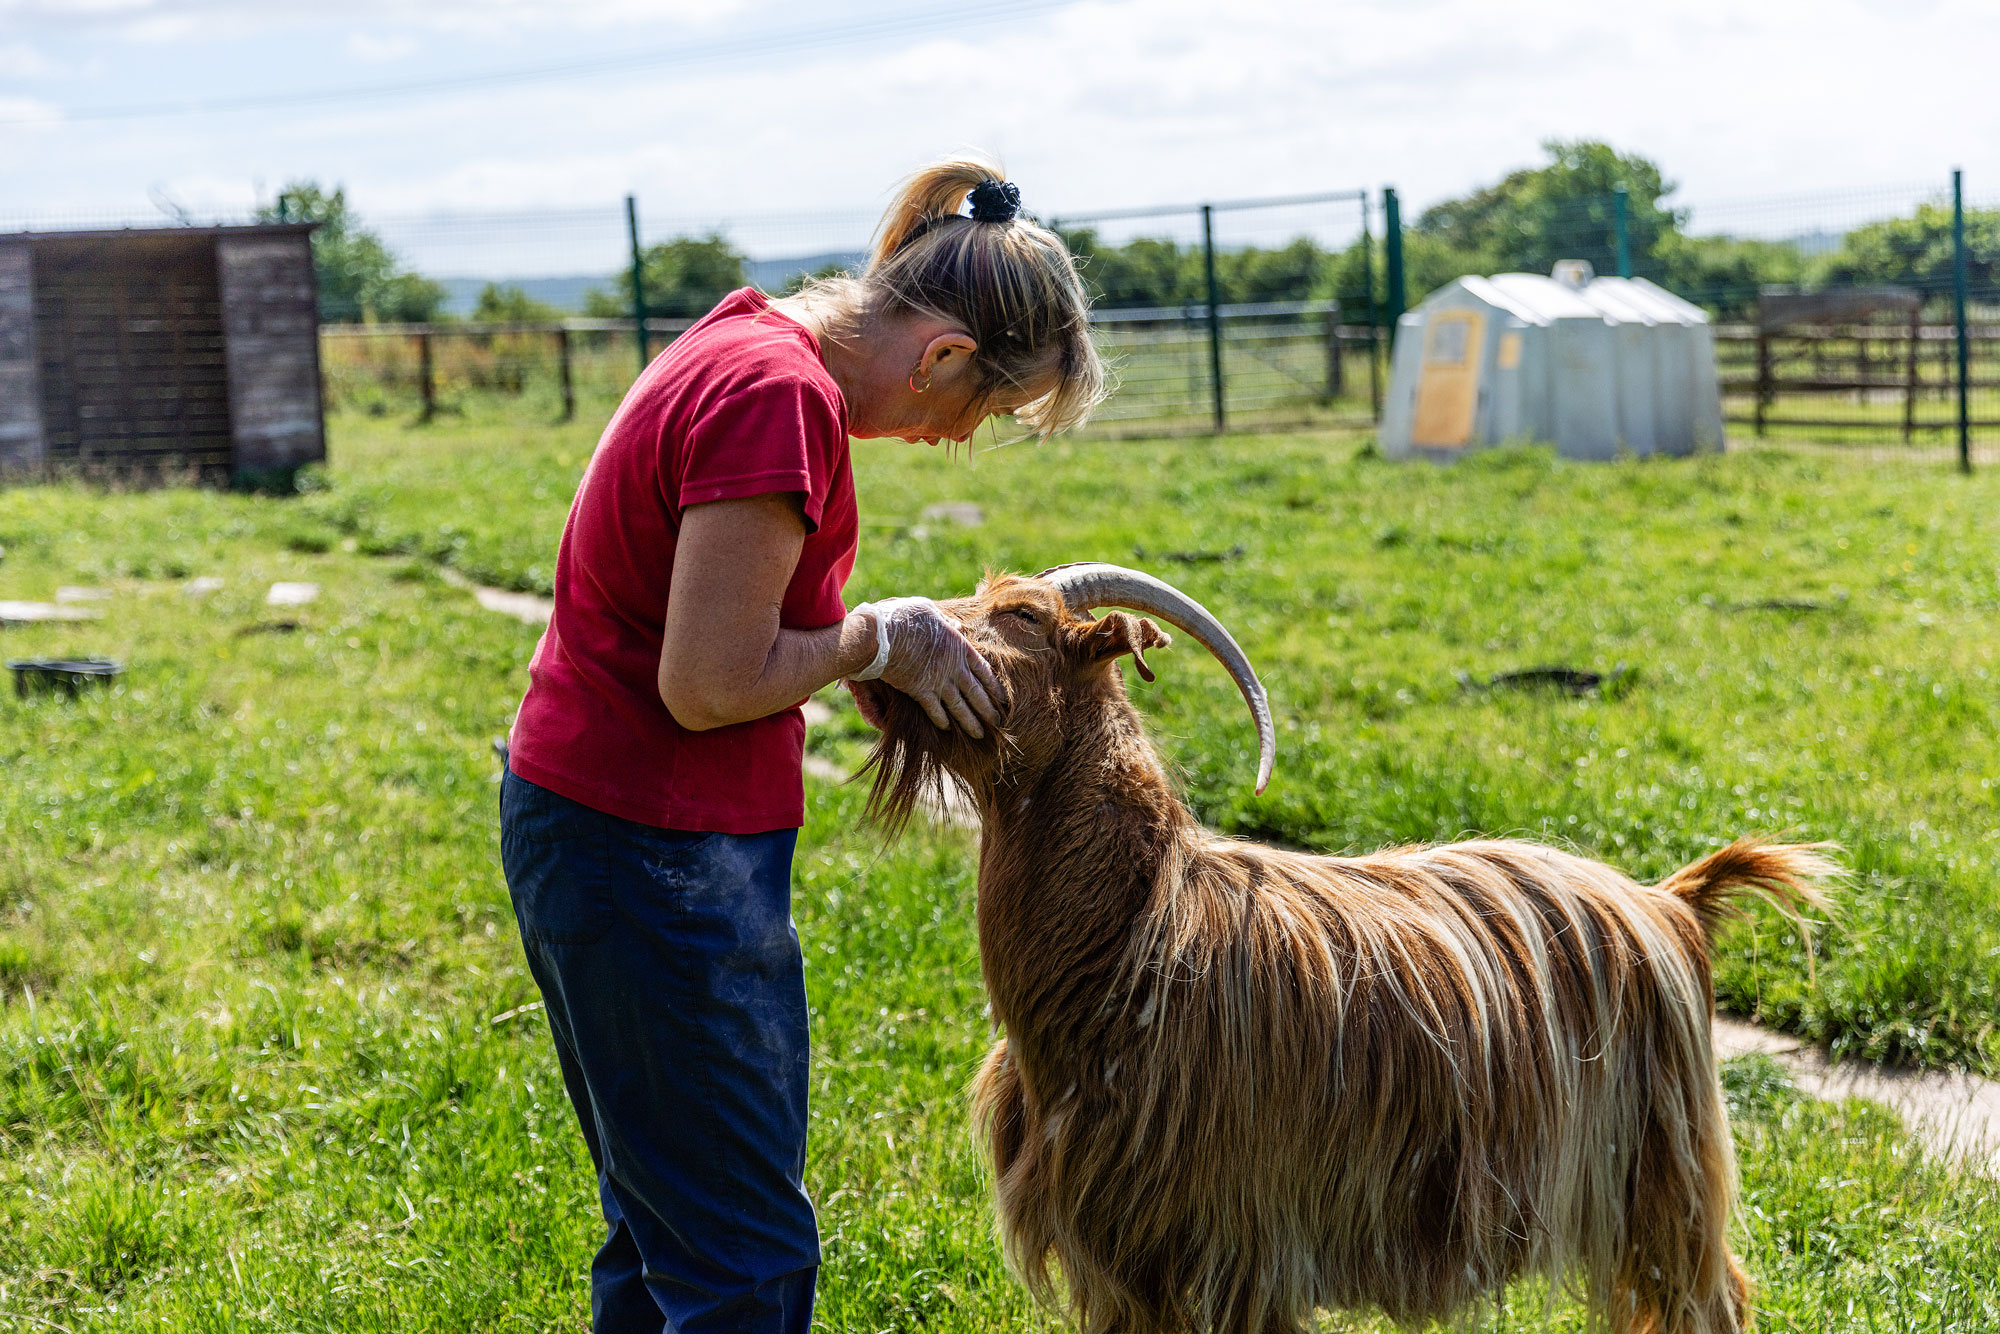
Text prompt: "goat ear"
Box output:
[[1075, 611, 1172, 682]]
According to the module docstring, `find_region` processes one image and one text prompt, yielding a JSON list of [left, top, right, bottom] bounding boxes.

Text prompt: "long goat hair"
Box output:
[[849, 570, 1835, 1334]]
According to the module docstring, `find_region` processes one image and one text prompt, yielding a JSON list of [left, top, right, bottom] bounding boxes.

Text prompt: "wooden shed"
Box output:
[[0, 223, 324, 487]]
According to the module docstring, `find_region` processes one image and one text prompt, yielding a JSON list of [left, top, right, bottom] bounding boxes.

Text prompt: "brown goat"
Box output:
[[848, 567, 1834, 1334]]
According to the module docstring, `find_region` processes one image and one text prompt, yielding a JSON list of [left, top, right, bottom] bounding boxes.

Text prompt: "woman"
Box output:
[[500, 156, 1105, 1334]]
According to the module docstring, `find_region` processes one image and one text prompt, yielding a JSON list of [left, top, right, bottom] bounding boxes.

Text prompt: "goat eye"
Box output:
[[1004, 608, 1040, 627]]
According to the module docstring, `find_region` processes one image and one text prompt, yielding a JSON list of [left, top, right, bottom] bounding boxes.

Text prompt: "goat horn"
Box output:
[[1037, 562, 1275, 795]]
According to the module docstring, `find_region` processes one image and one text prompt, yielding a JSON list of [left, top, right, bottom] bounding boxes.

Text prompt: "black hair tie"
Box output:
[[968, 178, 1022, 224]]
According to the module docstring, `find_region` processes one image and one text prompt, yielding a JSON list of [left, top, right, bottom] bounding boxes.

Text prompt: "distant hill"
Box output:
[[436, 250, 868, 318], [436, 275, 604, 317], [744, 250, 867, 292], [1786, 228, 1843, 257]]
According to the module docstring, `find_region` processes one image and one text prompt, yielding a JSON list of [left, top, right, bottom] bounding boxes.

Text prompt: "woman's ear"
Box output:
[[1071, 611, 1171, 682], [920, 331, 980, 384]]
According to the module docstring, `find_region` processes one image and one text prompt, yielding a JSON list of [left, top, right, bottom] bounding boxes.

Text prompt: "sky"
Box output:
[[1, 0, 1994, 274]]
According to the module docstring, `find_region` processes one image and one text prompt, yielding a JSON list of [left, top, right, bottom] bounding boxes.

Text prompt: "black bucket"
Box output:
[[8, 657, 124, 697]]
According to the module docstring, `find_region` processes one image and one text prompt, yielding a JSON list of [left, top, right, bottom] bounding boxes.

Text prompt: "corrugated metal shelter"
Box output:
[[0, 223, 324, 487], [1379, 263, 1725, 461]]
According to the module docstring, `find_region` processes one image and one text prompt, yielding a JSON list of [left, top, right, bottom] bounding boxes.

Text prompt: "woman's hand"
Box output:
[[658, 496, 1001, 736], [852, 597, 1003, 737]]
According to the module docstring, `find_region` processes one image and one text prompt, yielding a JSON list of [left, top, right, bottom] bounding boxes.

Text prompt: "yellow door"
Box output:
[[1410, 310, 1485, 449]]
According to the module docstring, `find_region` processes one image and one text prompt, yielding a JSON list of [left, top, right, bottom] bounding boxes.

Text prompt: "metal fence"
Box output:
[[305, 189, 1386, 437], [1467, 174, 1998, 468], [308, 168, 2000, 462], [11, 170, 1999, 462], [1046, 192, 1379, 433]]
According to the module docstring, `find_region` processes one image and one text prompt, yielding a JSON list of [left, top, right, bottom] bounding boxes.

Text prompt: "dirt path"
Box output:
[[444, 571, 553, 625], [1714, 1018, 2000, 1173]]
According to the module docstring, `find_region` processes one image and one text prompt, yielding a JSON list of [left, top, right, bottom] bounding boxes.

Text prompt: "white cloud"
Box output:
[[6, 0, 1998, 257], [1, 0, 745, 37], [0, 94, 62, 123], [345, 31, 417, 63], [0, 40, 62, 75]]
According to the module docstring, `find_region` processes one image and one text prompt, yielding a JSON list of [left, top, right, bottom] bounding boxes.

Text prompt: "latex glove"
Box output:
[[848, 596, 1003, 737]]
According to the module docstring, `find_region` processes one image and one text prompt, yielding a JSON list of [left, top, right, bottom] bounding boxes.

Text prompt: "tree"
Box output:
[[1393, 140, 1834, 317], [1413, 140, 1685, 281], [584, 234, 747, 319], [781, 261, 853, 296], [1059, 229, 1205, 308], [1220, 236, 1329, 305], [371, 271, 449, 324], [1653, 233, 1809, 319], [473, 283, 562, 322], [257, 181, 446, 323], [1820, 203, 2000, 294]]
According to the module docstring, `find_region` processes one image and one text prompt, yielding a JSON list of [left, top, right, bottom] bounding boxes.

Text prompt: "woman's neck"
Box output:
[[768, 292, 869, 411]]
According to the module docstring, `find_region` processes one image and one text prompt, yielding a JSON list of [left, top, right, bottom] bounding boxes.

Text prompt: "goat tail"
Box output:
[[1658, 837, 1839, 943]]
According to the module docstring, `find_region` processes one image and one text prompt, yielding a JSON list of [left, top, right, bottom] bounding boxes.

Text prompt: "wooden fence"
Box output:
[[1714, 322, 2000, 442], [319, 317, 695, 423]]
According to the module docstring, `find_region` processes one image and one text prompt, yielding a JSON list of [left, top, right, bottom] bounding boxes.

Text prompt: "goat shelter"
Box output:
[[0, 223, 325, 488], [1379, 262, 1724, 461]]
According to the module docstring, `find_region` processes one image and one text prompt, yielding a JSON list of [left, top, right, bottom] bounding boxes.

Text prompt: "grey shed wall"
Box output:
[[0, 223, 323, 486], [218, 232, 325, 481], [0, 244, 40, 471]]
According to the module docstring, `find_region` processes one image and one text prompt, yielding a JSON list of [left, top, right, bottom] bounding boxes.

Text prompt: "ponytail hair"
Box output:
[[809, 154, 1107, 440]]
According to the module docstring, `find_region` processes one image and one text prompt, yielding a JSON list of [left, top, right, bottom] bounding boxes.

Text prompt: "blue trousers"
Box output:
[[499, 767, 819, 1333]]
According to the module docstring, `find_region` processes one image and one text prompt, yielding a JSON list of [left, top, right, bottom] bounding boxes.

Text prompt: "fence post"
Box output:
[[1324, 301, 1343, 403], [417, 328, 435, 423], [1201, 203, 1225, 433], [556, 324, 575, 423], [626, 194, 650, 378], [1613, 186, 1632, 278], [1953, 167, 1972, 473], [1754, 328, 1770, 438], [1903, 305, 1921, 444], [1359, 191, 1380, 419], [1383, 187, 1406, 346]]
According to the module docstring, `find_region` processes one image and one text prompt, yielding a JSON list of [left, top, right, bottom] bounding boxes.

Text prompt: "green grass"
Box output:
[[0, 488, 1042, 1330], [1, 410, 1997, 1329], [314, 406, 2000, 1072]]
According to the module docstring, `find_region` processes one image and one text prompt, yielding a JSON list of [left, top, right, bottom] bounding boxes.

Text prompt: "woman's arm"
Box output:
[[658, 493, 868, 731], [658, 493, 1000, 735]]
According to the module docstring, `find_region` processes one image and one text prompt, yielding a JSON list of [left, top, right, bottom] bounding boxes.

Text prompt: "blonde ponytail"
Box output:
[[803, 154, 1108, 440], [870, 156, 999, 268]]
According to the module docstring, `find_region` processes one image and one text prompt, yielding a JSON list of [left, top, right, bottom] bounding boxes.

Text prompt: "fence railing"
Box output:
[[1714, 322, 2000, 444], [320, 316, 693, 423], [316, 302, 1383, 435]]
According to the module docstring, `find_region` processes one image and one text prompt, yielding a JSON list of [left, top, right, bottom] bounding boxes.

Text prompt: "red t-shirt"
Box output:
[[509, 289, 856, 833]]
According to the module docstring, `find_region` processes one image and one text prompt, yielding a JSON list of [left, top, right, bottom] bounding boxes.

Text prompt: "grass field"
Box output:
[[2, 406, 1998, 1329], [303, 404, 2000, 1071]]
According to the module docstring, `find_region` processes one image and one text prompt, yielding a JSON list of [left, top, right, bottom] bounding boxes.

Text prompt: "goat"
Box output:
[[846, 564, 1833, 1334]]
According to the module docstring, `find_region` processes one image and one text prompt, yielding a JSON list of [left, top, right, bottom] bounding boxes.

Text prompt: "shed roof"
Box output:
[[0, 222, 316, 245], [1478, 274, 1605, 322], [1434, 272, 1709, 327], [1575, 276, 1708, 326]]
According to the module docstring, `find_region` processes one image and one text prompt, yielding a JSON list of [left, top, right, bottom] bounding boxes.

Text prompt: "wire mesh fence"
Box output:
[[1047, 192, 1378, 433], [1499, 178, 1997, 466], [313, 192, 1388, 435], [7, 171, 1997, 463]]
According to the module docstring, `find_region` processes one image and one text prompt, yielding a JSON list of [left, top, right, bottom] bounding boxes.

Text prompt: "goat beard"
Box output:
[[850, 678, 981, 839]]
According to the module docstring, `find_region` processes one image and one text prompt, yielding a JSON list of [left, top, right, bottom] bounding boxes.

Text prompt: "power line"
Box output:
[[0, 0, 1073, 127]]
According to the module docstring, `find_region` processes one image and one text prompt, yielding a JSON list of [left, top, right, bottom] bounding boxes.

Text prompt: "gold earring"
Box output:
[[909, 367, 932, 394]]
